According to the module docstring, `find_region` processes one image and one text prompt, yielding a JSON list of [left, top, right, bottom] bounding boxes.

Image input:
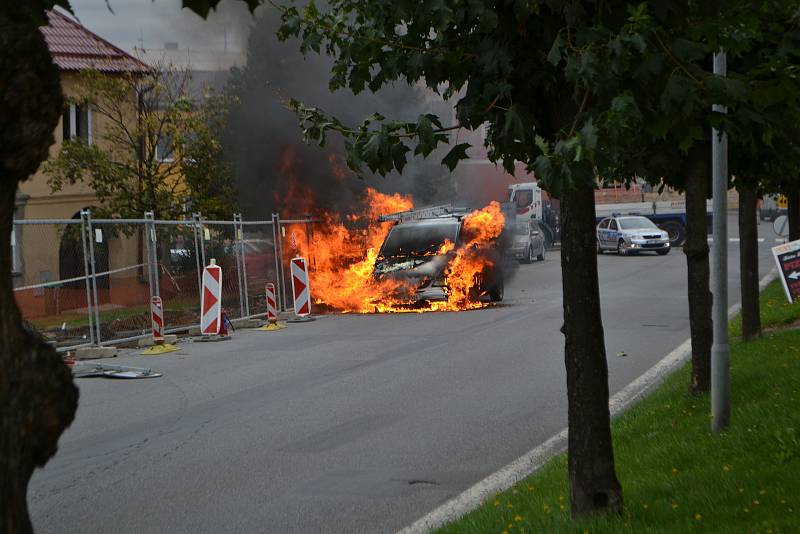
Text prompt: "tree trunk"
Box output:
[[1, 10, 79, 533], [684, 145, 712, 394], [738, 186, 761, 340], [560, 184, 623, 517], [788, 192, 800, 241]]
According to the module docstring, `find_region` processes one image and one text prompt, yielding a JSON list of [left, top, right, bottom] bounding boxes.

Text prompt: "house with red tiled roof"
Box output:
[[12, 10, 149, 301], [17, 10, 148, 221]]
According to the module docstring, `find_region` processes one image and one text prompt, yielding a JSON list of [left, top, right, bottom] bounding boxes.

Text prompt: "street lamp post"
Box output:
[[711, 49, 730, 432]]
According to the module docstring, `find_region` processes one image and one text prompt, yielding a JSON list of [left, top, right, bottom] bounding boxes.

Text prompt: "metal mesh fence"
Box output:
[[13, 212, 313, 349], [201, 221, 243, 320], [154, 221, 203, 331], [241, 221, 279, 317], [90, 220, 152, 345], [13, 220, 93, 350]]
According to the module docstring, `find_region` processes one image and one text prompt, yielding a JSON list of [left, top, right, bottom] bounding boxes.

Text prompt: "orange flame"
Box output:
[[274, 157, 505, 313], [441, 202, 505, 309]]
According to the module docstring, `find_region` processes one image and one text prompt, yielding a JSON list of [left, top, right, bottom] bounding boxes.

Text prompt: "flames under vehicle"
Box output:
[[374, 210, 504, 304]]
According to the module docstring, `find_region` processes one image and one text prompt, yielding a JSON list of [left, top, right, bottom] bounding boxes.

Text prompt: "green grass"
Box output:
[[730, 280, 799, 339], [440, 280, 800, 534]]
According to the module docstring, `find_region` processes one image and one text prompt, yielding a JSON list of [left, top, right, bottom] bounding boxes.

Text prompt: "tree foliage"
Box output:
[[43, 66, 237, 220]]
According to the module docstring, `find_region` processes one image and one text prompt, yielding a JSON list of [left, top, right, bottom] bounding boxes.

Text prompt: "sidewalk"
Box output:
[[438, 281, 799, 533]]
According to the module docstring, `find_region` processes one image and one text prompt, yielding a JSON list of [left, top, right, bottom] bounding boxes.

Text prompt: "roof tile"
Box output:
[[41, 10, 149, 73]]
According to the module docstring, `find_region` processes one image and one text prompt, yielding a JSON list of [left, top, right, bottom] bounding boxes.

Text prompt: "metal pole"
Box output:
[[276, 212, 289, 311], [86, 210, 102, 345], [712, 49, 730, 433], [192, 212, 203, 298], [304, 212, 314, 270], [271, 213, 284, 311], [233, 213, 246, 318], [144, 211, 159, 299], [79, 211, 95, 345], [238, 214, 251, 316], [197, 213, 207, 268]]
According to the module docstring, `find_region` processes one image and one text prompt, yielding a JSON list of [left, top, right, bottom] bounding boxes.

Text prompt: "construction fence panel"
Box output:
[[13, 220, 94, 351], [89, 220, 153, 345], [201, 221, 244, 320], [154, 221, 203, 332], [240, 221, 279, 317]]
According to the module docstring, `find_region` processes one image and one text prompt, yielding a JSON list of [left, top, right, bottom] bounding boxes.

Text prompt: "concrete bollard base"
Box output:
[[137, 334, 178, 347]]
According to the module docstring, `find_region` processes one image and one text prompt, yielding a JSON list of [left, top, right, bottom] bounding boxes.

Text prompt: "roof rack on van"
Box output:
[[378, 204, 467, 222]]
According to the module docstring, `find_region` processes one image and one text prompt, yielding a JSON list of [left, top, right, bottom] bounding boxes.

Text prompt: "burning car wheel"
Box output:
[[488, 278, 504, 302]]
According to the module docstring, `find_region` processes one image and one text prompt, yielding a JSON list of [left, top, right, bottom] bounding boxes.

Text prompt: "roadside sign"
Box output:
[[773, 214, 789, 237], [265, 283, 278, 322], [150, 296, 164, 344], [290, 257, 312, 318], [201, 261, 222, 334], [772, 239, 800, 303]]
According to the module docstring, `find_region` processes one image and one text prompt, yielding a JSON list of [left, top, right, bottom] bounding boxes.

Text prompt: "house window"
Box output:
[[155, 133, 174, 162], [62, 103, 92, 144]]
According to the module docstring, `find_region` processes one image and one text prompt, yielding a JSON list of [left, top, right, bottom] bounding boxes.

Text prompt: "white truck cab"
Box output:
[[507, 182, 560, 247]]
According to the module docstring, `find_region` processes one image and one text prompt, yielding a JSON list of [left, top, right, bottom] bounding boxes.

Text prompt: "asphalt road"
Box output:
[[29, 214, 780, 534]]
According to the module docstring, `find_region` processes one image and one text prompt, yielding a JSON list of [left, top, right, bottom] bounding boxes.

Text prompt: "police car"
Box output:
[[596, 215, 670, 255]]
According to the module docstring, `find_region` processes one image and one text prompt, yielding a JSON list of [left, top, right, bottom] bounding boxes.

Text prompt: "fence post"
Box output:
[[192, 212, 203, 298], [270, 213, 282, 311], [304, 212, 316, 271], [86, 209, 102, 345], [274, 212, 289, 311], [79, 211, 95, 345], [238, 214, 251, 317], [233, 213, 246, 318], [144, 211, 159, 300]]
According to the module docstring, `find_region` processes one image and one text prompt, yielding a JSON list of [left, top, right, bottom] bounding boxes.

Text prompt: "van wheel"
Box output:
[[521, 246, 533, 264], [541, 226, 554, 249]]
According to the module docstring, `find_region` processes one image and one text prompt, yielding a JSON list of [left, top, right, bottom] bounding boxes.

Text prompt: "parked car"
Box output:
[[374, 212, 504, 303], [507, 220, 546, 263], [596, 215, 670, 255]]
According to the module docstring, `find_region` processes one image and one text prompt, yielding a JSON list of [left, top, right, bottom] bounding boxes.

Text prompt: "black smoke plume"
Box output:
[[224, 11, 456, 219]]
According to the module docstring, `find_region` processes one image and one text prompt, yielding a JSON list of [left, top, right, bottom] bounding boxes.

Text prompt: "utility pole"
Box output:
[[712, 49, 730, 432]]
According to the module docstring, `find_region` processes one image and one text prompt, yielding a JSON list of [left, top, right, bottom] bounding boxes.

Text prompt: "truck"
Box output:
[[507, 182, 711, 247], [507, 183, 561, 248]]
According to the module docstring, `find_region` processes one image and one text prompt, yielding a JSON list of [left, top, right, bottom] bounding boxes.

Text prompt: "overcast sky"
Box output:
[[68, 0, 262, 52]]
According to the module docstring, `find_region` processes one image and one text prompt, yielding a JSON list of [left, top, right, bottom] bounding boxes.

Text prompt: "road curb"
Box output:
[[398, 268, 778, 534]]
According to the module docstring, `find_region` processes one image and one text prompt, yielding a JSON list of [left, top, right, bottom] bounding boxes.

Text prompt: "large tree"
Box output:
[[1, 5, 78, 532], [273, 0, 791, 514], [728, 1, 800, 340], [273, 0, 718, 516]]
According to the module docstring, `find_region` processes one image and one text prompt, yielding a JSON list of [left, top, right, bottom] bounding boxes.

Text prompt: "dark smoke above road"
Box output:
[[224, 11, 456, 219]]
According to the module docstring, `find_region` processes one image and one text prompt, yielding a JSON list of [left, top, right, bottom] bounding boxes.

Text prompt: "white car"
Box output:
[[596, 216, 670, 256]]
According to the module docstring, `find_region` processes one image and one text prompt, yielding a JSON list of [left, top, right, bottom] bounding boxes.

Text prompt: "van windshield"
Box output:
[[380, 222, 459, 257]]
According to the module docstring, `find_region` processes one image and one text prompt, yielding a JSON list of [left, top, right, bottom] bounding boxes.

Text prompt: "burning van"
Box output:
[[373, 204, 505, 305]]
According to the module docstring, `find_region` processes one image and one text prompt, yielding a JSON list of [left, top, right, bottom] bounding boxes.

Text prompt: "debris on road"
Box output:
[[70, 362, 162, 379]]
